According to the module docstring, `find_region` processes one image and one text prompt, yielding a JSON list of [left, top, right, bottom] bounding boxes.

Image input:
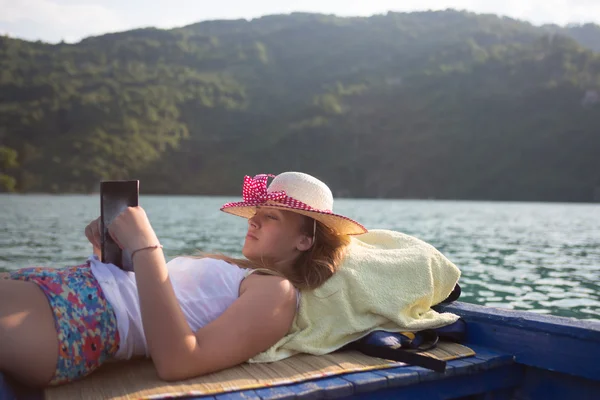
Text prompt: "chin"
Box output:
[[241, 243, 255, 260], [242, 247, 267, 265]]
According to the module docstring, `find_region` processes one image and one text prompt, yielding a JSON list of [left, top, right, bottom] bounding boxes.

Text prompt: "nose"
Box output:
[[248, 215, 259, 229]]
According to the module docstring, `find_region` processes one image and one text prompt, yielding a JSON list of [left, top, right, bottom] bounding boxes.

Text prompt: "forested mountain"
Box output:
[[546, 22, 600, 52], [1, 10, 599, 201]]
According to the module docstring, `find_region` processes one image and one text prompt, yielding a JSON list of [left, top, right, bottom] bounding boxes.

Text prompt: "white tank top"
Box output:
[[89, 255, 254, 360]]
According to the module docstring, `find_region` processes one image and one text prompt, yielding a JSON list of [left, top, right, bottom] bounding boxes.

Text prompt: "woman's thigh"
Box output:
[[0, 279, 58, 386]]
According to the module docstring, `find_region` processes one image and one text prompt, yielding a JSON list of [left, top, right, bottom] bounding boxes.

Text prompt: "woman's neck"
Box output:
[[251, 254, 298, 277]]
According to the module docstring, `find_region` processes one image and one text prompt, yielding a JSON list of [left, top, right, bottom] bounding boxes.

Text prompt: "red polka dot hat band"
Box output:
[[221, 172, 367, 235]]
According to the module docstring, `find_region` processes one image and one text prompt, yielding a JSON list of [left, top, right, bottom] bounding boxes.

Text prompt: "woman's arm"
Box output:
[[134, 251, 297, 380], [109, 206, 297, 381], [188, 274, 296, 377], [131, 247, 192, 377]]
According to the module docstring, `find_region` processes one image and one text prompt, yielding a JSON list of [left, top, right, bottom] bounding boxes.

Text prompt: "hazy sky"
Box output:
[[1, 0, 599, 43]]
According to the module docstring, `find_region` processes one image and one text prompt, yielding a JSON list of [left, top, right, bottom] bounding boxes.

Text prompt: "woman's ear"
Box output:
[[296, 235, 314, 252]]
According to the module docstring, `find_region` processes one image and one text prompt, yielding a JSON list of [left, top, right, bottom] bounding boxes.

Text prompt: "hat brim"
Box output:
[[220, 201, 367, 236]]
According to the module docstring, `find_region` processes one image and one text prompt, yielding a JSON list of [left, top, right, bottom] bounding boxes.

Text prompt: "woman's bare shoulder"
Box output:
[[240, 273, 297, 302]]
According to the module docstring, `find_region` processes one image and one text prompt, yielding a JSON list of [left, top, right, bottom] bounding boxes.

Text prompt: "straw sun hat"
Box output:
[[220, 172, 367, 235]]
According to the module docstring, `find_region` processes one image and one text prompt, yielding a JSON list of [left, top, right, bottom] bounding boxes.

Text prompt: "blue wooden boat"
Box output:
[[1, 302, 599, 400]]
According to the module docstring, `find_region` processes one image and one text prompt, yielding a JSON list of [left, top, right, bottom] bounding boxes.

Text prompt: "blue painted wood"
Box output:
[[403, 365, 439, 383], [467, 345, 516, 370], [288, 378, 354, 399], [513, 366, 600, 400], [436, 302, 600, 382], [436, 302, 600, 341], [472, 387, 517, 400], [285, 381, 323, 399], [253, 385, 297, 400], [351, 364, 523, 400], [214, 390, 260, 400], [337, 371, 388, 393], [0, 374, 43, 400], [0, 373, 16, 400], [308, 377, 354, 399], [368, 365, 420, 388], [445, 359, 478, 376], [362, 345, 513, 393]]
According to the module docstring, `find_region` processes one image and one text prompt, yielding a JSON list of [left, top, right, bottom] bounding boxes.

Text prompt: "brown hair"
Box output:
[[193, 216, 351, 290]]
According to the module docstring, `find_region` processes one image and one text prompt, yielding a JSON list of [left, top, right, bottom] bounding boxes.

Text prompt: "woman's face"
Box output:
[[242, 207, 313, 267]]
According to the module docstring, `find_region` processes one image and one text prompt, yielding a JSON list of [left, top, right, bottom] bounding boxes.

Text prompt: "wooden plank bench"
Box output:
[[0, 345, 518, 400], [191, 345, 519, 400]]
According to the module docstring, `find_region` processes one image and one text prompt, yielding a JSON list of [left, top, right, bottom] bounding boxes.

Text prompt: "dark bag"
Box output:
[[345, 284, 464, 373]]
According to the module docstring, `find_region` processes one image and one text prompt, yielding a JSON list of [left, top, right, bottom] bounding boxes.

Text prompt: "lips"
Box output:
[[246, 233, 258, 240]]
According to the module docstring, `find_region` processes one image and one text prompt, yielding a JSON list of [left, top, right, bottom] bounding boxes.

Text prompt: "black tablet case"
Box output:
[[100, 180, 139, 271]]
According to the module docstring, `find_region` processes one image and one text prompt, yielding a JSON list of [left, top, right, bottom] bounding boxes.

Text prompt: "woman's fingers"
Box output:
[[85, 218, 102, 248], [108, 228, 125, 250], [85, 224, 94, 244], [92, 218, 102, 247], [107, 206, 158, 253]]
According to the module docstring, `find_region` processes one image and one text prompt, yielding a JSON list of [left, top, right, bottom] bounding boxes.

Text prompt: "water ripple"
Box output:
[[1, 195, 598, 320]]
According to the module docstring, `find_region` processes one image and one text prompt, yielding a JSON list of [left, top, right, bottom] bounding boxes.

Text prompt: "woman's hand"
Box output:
[[84, 217, 102, 257], [107, 206, 159, 254]]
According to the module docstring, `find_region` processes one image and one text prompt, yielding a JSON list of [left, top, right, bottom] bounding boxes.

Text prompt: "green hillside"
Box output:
[[1, 10, 599, 201]]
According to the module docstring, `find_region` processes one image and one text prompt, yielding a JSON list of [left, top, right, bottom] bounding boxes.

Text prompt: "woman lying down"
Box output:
[[0, 171, 461, 388]]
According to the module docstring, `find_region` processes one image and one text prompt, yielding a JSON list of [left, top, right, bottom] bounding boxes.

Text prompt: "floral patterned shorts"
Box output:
[[4, 263, 120, 386]]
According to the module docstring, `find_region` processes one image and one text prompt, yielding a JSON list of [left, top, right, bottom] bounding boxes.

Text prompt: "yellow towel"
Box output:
[[250, 229, 461, 363]]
